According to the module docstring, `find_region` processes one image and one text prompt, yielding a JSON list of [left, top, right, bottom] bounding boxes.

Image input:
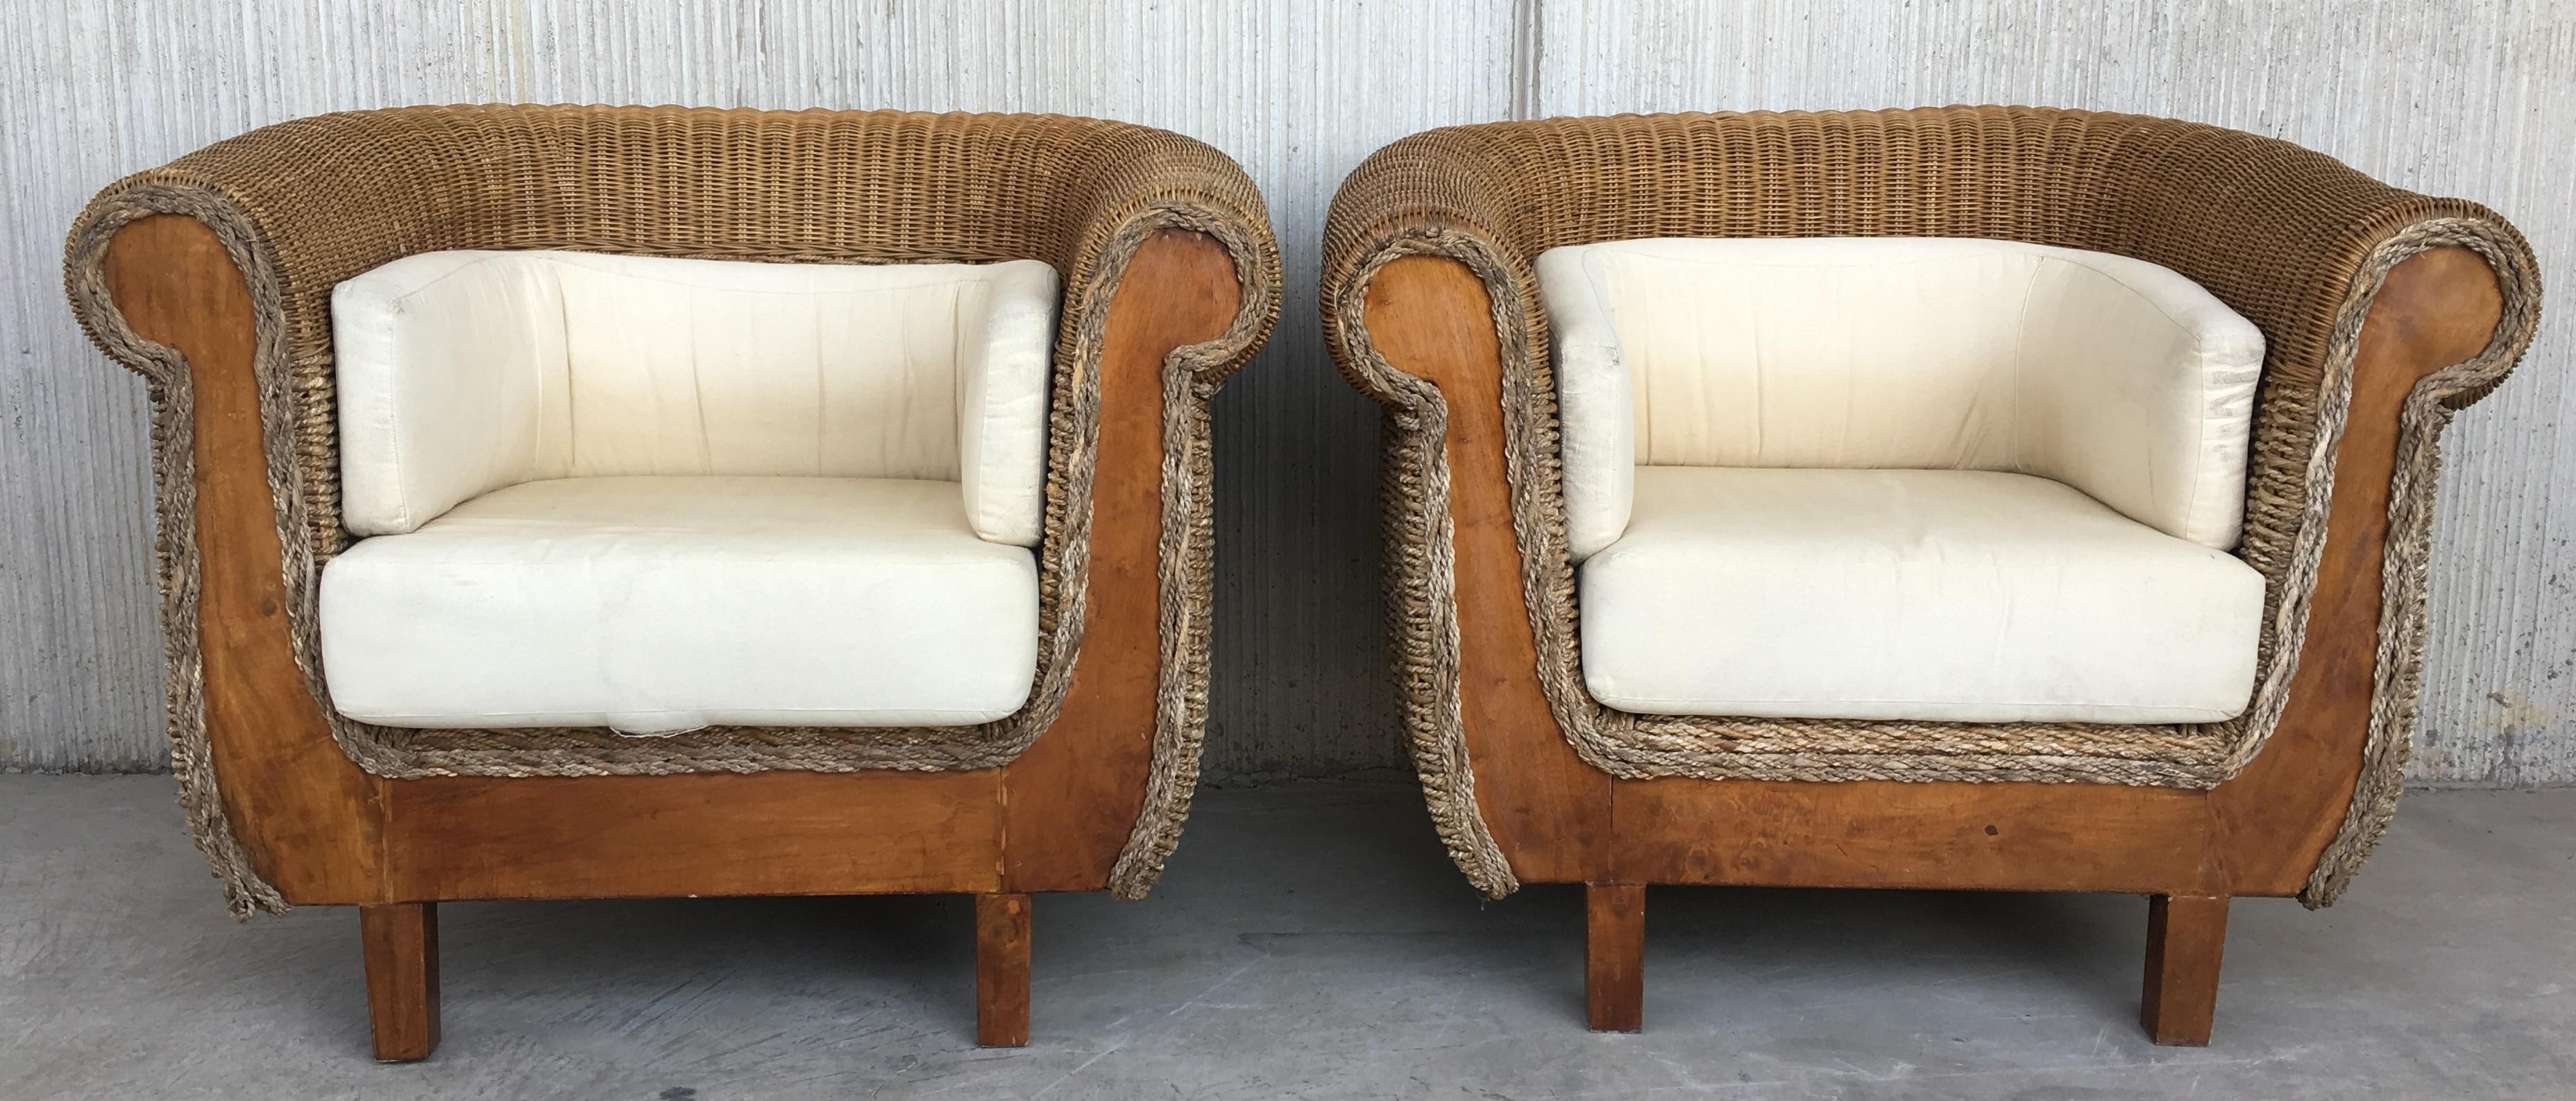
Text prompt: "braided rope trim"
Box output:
[[2302, 226, 2543, 908], [60, 199, 275, 916], [1336, 233, 1520, 898], [1332, 221, 2537, 901], [67, 187, 1277, 917], [1108, 209, 1283, 899]]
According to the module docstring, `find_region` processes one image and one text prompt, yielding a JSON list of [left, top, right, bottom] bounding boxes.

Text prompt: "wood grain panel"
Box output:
[[1613, 777, 2209, 894], [101, 215, 387, 904], [1003, 229, 1239, 892], [2212, 245, 2507, 894], [1362, 255, 1612, 883], [381, 770, 1006, 901]]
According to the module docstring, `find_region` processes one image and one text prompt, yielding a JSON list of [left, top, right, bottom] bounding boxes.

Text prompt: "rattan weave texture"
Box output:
[[1319, 107, 2539, 905], [65, 105, 1281, 916]]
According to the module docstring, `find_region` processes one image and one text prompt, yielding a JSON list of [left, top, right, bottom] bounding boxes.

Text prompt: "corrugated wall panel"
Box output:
[[1, 0, 2565, 784], [0, 0, 509, 770], [1532, 0, 2576, 785], [0, 0, 1514, 779]]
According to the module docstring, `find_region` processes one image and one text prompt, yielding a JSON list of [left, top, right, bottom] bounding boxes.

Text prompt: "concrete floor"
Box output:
[[2, 776, 2570, 1100]]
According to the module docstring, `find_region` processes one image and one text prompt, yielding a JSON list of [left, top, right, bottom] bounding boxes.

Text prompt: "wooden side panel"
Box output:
[[2212, 246, 2507, 894], [1362, 255, 1613, 883], [1615, 778, 2210, 893], [382, 769, 1004, 899], [1003, 228, 1242, 892], [103, 214, 389, 905]]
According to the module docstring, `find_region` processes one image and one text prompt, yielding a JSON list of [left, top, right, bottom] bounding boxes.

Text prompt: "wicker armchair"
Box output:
[[1321, 108, 2539, 1043], [65, 105, 1279, 1057]]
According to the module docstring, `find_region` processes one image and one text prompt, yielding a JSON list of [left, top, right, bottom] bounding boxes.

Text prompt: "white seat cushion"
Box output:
[[1578, 467, 2265, 724], [317, 476, 1039, 733], [332, 251, 1058, 545], [1537, 237, 2265, 558]]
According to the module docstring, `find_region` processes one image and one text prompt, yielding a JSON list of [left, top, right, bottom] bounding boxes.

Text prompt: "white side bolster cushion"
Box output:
[[330, 251, 565, 537], [955, 259, 1061, 546], [1534, 246, 1636, 562]]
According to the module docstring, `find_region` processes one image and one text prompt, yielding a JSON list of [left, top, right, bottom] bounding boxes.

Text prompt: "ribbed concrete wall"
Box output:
[[2, 0, 2566, 784]]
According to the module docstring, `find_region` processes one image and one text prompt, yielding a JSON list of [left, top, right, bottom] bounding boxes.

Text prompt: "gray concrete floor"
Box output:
[[2, 776, 2570, 1099]]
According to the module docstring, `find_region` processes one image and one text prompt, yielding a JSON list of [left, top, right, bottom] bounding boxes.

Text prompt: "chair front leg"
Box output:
[[1586, 882, 1645, 1032], [2140, 894, 2228, 1045], [976, 893, 1033, 1046], [360, 903, 440, 1061]]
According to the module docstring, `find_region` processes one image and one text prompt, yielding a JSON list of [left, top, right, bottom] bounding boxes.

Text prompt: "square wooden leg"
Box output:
[[359, 903, 440, 1061], [1586, 882, 1645, 1032], [975, 893, 1032, 1047], [2141, 894, 2228, 1046]]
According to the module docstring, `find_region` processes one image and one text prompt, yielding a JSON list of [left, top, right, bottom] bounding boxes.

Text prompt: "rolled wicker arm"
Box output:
[[1321, 107, 2539, 905], [65, 106, 1280, 914]]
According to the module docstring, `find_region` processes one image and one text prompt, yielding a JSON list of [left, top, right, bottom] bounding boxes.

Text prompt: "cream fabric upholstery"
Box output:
[[318, 477, 1040, 733], [332, 250, 1060, 545], [1539, 237, 2266, 560], [1579, 467, 2265, 723]]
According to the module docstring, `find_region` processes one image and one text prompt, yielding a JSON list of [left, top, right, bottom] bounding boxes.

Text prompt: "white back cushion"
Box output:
[[1539, 238, 2264, 558], [333, 251, 1058, 544]]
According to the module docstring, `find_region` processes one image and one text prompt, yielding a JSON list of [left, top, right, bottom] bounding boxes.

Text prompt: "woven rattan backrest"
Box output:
[[149, 105, 1254, 382], [75, 104, 1275, 561], [1325, 107, 2514, 403]]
